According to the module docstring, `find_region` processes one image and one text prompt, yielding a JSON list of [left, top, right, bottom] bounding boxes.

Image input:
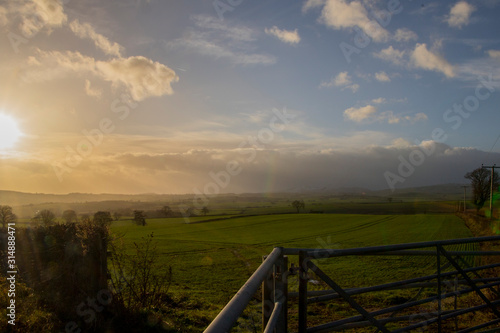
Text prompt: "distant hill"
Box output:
[[0, 183, 468, 207], [373, 183, 468, 199], [0, 190, 187, 206]]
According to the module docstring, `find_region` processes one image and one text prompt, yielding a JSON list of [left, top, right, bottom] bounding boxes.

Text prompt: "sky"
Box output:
[[0, 0, 500, 195]]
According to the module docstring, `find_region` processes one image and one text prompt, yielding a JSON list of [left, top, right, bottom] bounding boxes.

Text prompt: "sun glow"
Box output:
[[0, 114, 23, 150]]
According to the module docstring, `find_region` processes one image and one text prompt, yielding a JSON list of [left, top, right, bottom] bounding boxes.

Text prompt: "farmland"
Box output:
[[110, 212, 474, 332]]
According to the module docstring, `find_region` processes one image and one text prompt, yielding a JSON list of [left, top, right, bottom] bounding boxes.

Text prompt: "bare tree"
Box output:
[[109, 233, 172, 311], [465, 167, 499, 213], [0, 205, 16, 228], [201, 206, 209, 216], [291, 200, 305, 213]]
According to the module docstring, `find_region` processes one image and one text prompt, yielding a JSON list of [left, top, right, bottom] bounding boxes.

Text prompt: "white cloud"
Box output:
[[375, 71, 391, 82], [344, 105, 377, 122], [446, 1, 476, 28], [0, 6, 7, 26], [22, 50, 179, 101], [488, 50, 500, 60], [191, 15, 256, 42], [69, 20, 123, 57], [306, 0, 389, 42], [168, 15, 276, 66], [344, 104, 427, 124], [320, 71, 359, 92], [265, 26, 300, 45], [373, 46, 406, 66], [371, 97, 386, 104], [410, 43, 455, 78], [84, 79, 102, 99], [302, 0, 327, 12], [394, 28, 418, 42], [375, 44, 455, 78], [17, 0, 68, 37]]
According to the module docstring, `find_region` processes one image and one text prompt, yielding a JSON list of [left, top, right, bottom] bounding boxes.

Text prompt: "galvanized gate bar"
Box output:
[[263, 302, 282, 333], [306, 259, 391, 333], [306, 280, 500, 332], [437, 246, 442, 332], [438, 246, 500, 318], [457, 318, 500, 333], [281, 235, 500, 257], [206, 236, 500, 332], [304, 278, 500, 304], [390, 299, 500, 333], [204, 247, 282, 333]]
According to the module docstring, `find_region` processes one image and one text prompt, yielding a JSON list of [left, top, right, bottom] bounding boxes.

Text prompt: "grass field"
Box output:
[[110, 212, 474, 332]]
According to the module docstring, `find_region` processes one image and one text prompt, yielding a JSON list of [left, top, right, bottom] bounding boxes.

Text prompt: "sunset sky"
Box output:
[[0, 0, 500, 194]]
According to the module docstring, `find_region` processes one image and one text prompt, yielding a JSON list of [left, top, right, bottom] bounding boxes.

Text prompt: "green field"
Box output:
[[110, 213, 473, 331]]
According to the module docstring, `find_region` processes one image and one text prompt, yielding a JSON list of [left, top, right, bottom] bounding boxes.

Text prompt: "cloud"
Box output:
[[394, 28, 418, 42], [22, 50, 179, 101], [320, 71, 359, 92], [344, 105, 377, 122], [446, 1, 476, 28], [69, 20, 123, 57], [344, 104, 427, 124], [17, 0, 68, 37], [373, 46, 406, 66], [305, 0, 389, 42], [375, 71, 390, 82], [374, 44, 455, 78], [84, 79, 102, 98], [96, 56, 179, 100], [371, 97, 386, 104], [9, 137, 494, 194], [167, 15, 276, 66], [265, 26, 300, 45], [410, 43, 455, 78], [488, 50, 500, 60], [0, 6, 7, 26]]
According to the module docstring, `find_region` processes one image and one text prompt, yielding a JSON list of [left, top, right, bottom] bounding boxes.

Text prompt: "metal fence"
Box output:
[[204, 235, 500, 333]]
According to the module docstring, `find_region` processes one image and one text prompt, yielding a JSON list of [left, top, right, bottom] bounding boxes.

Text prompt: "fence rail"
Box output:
[[204, 235, 500, 333]]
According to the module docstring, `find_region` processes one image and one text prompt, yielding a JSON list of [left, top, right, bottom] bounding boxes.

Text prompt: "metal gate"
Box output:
[[204, 235, 500, 333]]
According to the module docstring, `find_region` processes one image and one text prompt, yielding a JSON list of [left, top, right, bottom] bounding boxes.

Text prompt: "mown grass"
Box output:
[[110, 213, 473, 331]]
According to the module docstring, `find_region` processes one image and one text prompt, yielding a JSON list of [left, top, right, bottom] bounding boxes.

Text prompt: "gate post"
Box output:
[[275, 252, 288, 333], [298, 251, 308, 333], [262, 254, 274, 330]]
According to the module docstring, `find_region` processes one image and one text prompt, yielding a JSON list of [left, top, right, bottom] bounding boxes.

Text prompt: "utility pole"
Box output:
[[462, 185, 467, 212], [482, 164, 497, 218]]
